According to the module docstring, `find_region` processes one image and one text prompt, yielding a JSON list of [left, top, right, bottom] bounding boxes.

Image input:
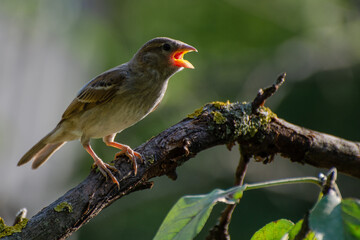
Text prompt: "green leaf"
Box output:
[[287, 220, 303, 240], [154, 186, 246, 240], [341, 199, 360, 239], [287, 220, 317, 240], [309, 190, 342, 239], [250, 219, 294, 240], [309, 190, 360, 240]]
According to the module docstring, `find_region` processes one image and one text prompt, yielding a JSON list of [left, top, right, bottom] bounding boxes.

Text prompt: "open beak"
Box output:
[[172, 44, 197, 69]]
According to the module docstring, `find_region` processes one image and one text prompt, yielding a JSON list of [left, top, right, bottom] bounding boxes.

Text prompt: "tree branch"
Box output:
[[4, 83, 360, 240]]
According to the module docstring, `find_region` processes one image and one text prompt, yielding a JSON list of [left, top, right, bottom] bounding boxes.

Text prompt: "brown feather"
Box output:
[[18, 127, 62, 166], [61, 67, 126, 120], [18, 139, 47, 166], [31, 142, 65, 169]]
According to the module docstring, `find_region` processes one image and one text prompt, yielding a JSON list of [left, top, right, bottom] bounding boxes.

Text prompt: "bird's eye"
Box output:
[[162, 43, 171, 51]]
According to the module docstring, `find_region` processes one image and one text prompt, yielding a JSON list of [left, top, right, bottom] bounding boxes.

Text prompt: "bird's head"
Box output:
[[131, 37, 197, 76]]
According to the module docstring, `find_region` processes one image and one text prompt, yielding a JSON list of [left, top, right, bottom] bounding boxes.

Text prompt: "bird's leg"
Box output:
[[103, 134, 143, 175], [82, 142, 120, 188]]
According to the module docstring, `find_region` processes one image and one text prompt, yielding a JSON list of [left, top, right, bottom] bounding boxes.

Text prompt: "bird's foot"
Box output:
[[84, 143, 120, 189], [114, 145, 143, 175], [91, 162, 118, 171], [94, 159, 120, 189]]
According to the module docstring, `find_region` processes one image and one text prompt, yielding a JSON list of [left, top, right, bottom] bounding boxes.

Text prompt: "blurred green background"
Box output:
[[0, 0, 359, 239]]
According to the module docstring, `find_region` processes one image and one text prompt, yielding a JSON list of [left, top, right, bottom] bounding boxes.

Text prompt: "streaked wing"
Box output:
[[61, 67, 127, 120]]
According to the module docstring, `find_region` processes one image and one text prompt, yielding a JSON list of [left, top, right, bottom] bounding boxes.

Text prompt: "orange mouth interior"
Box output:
[[172, 50, 195, 69]]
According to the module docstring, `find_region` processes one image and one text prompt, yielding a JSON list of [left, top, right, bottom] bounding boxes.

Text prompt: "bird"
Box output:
[[17, 37, 197, 188]]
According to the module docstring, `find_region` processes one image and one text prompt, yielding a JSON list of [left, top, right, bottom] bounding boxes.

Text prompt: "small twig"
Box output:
[[206, 147, 251, 240], [252, 72, 286, 113], [243, 177, 322, 190], [234, 147, 251, 186]]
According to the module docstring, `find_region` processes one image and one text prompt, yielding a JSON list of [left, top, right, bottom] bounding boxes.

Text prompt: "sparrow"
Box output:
[[17, 37, 197, 188]]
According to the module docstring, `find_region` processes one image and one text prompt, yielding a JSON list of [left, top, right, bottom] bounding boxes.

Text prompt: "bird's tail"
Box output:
[[17, 129, 66, 169]]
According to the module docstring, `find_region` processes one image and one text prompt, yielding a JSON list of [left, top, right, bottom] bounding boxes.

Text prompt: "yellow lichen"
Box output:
[[0, 217, 28, 238], [210, 100, 230, 109], [258, 106, 277, 124], [187, 107, 204, 119], [233, 105, 277, 138], [54, 202, 73, 213], [212, 111, 227, 124], [189, 101, 277, 140]]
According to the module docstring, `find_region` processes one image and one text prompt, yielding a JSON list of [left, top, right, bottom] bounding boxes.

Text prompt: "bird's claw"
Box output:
[[94, 161, 120, 189], [104, 162, 119, 172], [114, 146, 143, 175]]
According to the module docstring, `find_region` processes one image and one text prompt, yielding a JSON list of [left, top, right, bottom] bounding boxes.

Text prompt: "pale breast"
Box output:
[[77, 79, 169, 139]]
